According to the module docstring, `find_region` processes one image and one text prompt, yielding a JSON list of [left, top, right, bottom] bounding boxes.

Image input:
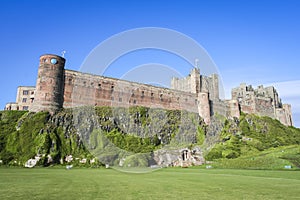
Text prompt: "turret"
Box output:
[[29, 54, 65, 114]]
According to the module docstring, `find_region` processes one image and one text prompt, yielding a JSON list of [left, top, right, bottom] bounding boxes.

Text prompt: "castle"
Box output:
[[4, 54, 293, 126]]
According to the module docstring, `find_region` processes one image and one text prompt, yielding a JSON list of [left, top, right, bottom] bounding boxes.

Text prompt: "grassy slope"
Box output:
[[205, 113, 300, 169], [211, 145, 300, 169], [0, 167, 300, 199]]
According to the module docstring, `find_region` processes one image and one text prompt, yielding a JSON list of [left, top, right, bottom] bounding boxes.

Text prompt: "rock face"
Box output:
[[1, 108, 208, 168], [153, 147, 205, 167]]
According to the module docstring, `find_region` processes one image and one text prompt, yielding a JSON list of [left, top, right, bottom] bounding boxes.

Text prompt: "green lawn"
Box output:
[[0, 167, 300, 199]]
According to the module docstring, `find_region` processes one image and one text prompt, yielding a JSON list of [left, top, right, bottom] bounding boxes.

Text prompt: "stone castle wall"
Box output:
[[27, 55, 213, 124], [5, 54, 293, 126], [231, 83, 293, 126], [63, 69, 200, 113], [30, 55, 65, 114]]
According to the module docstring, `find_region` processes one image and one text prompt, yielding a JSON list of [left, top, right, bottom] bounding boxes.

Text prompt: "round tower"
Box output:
[[30, 54, 65, 114]]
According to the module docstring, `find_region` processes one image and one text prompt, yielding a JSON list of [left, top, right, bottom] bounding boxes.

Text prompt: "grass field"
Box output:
[[0, 167, 300, 199]]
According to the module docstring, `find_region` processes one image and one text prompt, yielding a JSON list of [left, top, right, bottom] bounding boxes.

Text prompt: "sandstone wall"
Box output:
[[63, 70, 203, 115], [10, 54, 293, 127], [231, 83, 292, 126], [200, 74, 219, 101], [197, 92, 210, 124], [254, 97, 275, 118], [276, 104, 293, 126], [226, 100, 240, 118], [29, 55, 65, 114]]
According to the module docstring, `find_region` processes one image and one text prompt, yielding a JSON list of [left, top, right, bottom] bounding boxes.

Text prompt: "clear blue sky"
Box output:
[[0, 0, 299, 126]]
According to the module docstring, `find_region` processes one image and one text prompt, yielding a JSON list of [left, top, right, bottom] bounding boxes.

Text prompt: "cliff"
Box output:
[[0, 107, 206, 168], [0, 107, 299, 169]]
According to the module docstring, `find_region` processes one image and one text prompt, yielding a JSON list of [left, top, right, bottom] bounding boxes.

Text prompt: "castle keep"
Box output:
[[5, 54, 293, 126]]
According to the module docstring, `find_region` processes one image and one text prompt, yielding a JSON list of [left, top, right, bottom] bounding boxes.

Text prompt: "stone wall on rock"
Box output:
[[63, 69, 200, 114], [231, 83, 292, 126], [29, 54, 65, 114], [6, 53, 293, 127]]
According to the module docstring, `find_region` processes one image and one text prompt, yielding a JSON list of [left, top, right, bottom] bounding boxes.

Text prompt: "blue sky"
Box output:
[[0, 0, 299, 126]]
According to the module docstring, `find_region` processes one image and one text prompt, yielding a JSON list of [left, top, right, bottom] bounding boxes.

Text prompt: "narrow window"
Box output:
[[22, 98, 27, 103], [23, 106, 29, 110], [23, 90, 29, 95]]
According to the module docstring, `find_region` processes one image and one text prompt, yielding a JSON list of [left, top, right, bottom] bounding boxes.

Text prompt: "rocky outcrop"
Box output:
[[153, 146, 205, 167], [1, 108, 208, 168]]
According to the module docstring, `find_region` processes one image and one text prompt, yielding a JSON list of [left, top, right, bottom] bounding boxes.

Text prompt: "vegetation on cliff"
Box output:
[[0, 108, 299, 169], [0, 106, 205, 167], [0, 111, 89, 166]]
